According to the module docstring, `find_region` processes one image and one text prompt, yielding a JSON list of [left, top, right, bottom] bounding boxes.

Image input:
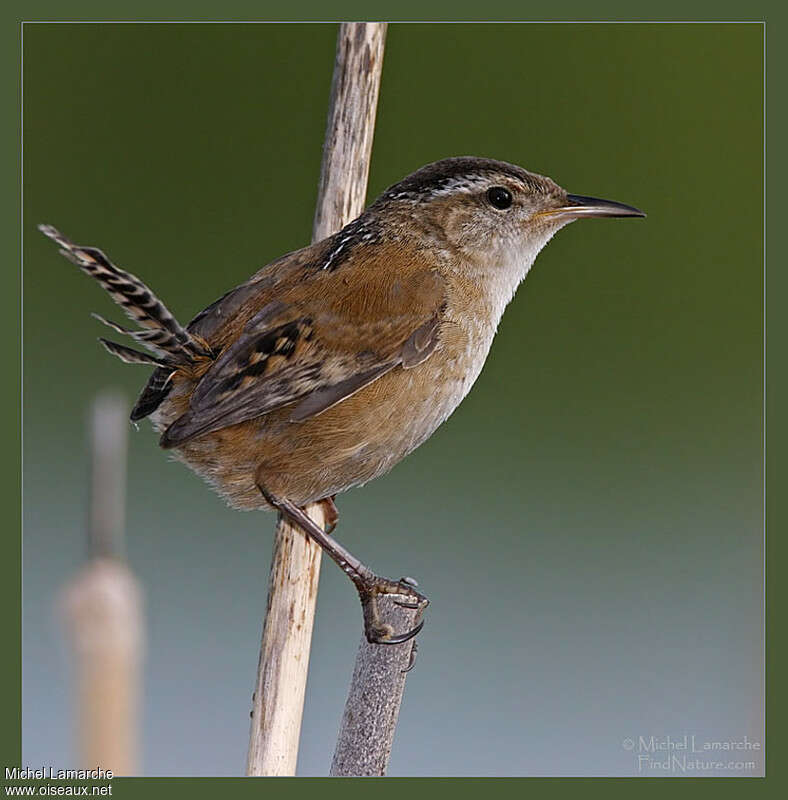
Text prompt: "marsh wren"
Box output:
[[39, 157, 644, 644]]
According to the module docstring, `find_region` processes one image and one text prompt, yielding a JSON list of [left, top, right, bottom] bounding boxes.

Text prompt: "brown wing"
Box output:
[[160, 247, 445, 447], [132, 242, 328, 422]]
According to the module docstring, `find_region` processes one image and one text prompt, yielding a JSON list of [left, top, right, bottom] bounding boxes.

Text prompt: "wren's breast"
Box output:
[[422, 311, 495, 424], [364, 269, 505, 469], [330, 296, 497, 476]]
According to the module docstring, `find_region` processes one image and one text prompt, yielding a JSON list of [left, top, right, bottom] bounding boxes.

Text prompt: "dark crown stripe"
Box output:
[[378, 157, 550, 202]]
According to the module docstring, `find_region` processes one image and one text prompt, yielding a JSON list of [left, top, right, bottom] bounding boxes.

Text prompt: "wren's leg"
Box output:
[[257, 485, 427, 645]]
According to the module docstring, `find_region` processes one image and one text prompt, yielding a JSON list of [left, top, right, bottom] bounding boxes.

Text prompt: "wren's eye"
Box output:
[[486, 186, 513, 210]]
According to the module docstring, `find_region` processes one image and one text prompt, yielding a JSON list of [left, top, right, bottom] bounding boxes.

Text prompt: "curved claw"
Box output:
[[402, 642, 419, 673], [372, 619, 424, 646], [393, 579, 427, 609], [393, 597, 421, 609]]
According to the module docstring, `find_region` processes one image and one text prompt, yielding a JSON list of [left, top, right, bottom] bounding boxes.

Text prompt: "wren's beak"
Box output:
[[545, 194, 646, 220]]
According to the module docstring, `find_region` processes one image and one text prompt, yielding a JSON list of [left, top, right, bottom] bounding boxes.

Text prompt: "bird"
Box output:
[[39, 156, 645, 644]]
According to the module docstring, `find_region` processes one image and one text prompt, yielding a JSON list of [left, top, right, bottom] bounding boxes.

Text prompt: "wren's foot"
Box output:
[[355, 574, 429, 645], [257, 484, 428, 646]]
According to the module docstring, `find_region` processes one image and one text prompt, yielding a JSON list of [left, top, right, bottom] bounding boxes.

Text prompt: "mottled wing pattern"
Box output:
[[160, 261, 446, 448]]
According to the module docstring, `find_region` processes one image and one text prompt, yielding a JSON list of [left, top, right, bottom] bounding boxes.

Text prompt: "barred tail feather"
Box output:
[[38, 224, 210, 363], [91, 312, 187, 360], [98, 338, 171, 367]]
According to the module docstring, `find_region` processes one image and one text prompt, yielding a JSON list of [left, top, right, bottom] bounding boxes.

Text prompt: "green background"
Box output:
[[21, 22, 763, 777]]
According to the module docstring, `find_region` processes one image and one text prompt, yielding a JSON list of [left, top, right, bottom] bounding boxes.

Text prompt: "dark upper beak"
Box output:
[[543, 194, 646, 220]]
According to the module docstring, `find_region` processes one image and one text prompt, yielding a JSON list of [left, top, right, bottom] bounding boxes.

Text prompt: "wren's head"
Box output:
[[369, 156, 644, 310]]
